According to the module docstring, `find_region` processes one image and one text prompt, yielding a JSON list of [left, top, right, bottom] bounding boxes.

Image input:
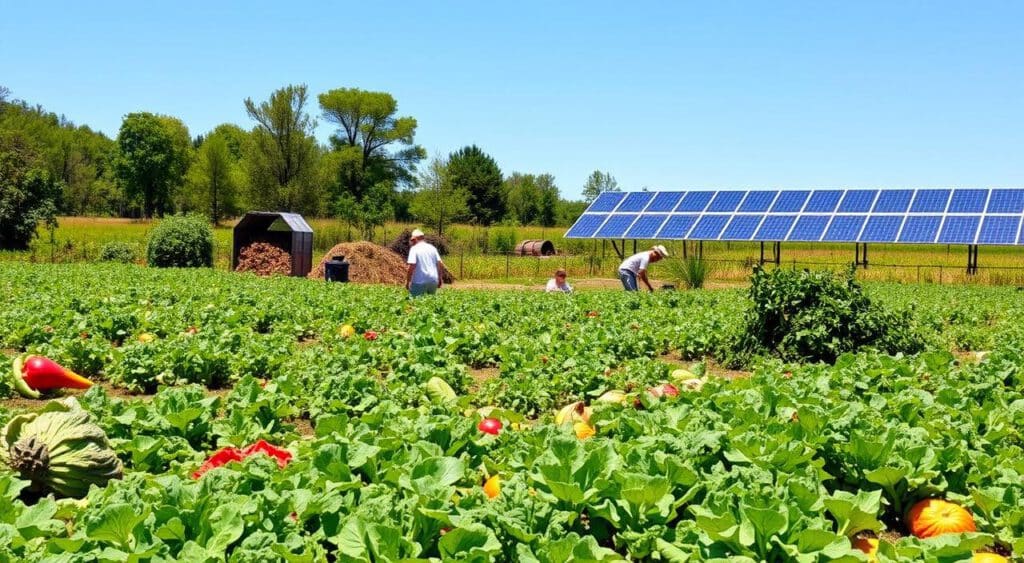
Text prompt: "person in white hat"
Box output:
[[617, 245, 669, 292], [405, 229, 446, 296]]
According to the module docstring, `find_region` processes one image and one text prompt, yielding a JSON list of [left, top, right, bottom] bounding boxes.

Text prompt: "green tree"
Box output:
[[446, 145, 503, 225], [0, 131, 60, 249], [581, 170, 619, 203], [244, 85, 321, 213], [409, 156, 470, 236], [502, 173, 541, 225], [536, 174, 560, 227], [334, 182, 395, 241], [185, 131, 242, 224], [318, 87, 425, 202], [113, 112, 189, 218]]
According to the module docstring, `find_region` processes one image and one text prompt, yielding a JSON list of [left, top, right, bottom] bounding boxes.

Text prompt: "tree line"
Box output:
[[1, 84, 622, 248]]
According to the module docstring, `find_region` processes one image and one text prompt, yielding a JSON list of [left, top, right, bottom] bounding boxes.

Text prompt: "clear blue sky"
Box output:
[[2, 1, 1022, 199]]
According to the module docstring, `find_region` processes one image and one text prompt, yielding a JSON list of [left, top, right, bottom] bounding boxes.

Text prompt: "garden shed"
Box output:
[[232, 212, 313, 277]]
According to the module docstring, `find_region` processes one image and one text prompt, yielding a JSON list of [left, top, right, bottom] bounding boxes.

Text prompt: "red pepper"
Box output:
[[242, 440, 293, 468], [363, 330, 378, 341], [192, 440, 292, 478], [191, 447, 245, 479], [10, 355, 94, 399]]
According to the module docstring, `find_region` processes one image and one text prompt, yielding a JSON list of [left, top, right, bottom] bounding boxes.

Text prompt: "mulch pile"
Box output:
[[235, 243, 291, 276], [308, 242, 409, 285], [386, 229, 455, 284]]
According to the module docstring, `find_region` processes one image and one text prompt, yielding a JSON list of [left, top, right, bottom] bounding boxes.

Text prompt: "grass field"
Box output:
[[4, 216, 1024, 286]]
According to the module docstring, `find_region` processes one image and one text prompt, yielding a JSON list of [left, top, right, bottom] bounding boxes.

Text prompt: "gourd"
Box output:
[[2, 397, 122, 498], [851, 537, 878, 562], [425, 377, 457, 403], [906, 498, 977, 538], [973, 553, 1008, 563]]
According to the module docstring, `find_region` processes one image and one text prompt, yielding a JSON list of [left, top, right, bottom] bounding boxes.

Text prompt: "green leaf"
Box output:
[[204, 504, 243, 552], [15, 497, 63, 539], [86, 503, 148, 548], [438, 523, 502, 560], [823, 489, 883, 536]]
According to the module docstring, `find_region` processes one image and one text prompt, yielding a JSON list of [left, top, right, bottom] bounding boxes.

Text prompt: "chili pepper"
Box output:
[[10, 355, 94, 399]]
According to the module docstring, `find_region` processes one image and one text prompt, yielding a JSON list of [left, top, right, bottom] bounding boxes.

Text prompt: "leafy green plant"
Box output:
[[98, 241, 137, 264], [662, 257, 712, 289], [147, 214, 213, 268]]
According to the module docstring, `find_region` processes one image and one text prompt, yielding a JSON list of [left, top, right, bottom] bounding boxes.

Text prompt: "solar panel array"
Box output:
[[565, 189, 1024, 245]]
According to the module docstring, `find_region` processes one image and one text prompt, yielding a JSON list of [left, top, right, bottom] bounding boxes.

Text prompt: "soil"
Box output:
[[235, 242, 292, 276], [308, 241, 409, 284], [658, 352, 751, 380], [467, 366, 500, 393]]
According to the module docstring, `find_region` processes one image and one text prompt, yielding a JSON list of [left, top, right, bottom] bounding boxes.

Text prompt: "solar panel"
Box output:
[[625, 214, 669, 238], [720, 215, 763, 240], [677, 192, 714, 212], [706, 191, 745, 212], [938, 216, 981, 244], [646, 192, 683, 212], [689, 215, 730, 239], [978, 216, 1020, 245], [873, 190, 913, 213], [860, 215, 904, 242], [756, 215, 797, 240], [948, 189, 987, 213], [824, 215, 867, 241], [987, 190, 1024, 213], [804, 191, 843, 213], [566, 188, 1024, 246], [739, 191, 777, 212], [596, 214, 638, 238], [910, 190, 951, 213], [565, 213, 607, 238], [617, 192, 654, 212], [588, 192, 625, 212], [657, 214, 698, 238], [838, 190, 877, 213], [899, 215, 942, 243]]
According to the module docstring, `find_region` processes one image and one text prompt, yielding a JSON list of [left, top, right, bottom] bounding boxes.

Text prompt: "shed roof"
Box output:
[[234, 212, 313, 233]]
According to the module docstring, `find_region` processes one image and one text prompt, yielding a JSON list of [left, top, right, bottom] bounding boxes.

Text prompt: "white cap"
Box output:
[[411, 229, 425, 238], [652, 244, 669, 258]]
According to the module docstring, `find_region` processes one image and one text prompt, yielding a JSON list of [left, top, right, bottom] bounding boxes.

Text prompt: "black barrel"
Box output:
[[324, 255, 350, 282]]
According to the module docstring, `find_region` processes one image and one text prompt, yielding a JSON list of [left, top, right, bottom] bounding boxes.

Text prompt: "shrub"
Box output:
[[147, 214, 213, 268], [662, 257, 712, 289], [732, 266, 924, 365], [491, 226, 517, 254], [99, 241, 138, 264]]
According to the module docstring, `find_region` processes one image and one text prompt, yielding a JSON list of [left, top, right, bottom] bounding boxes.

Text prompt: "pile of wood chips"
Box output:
[[235, 243, 292, 276], [308, 242, 409, 284]]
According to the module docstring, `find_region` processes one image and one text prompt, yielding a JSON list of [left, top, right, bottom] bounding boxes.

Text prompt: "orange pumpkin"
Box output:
[[851, 537, 878, 562], [973, 553, 1008, 563], [906, 498, 976, 538]]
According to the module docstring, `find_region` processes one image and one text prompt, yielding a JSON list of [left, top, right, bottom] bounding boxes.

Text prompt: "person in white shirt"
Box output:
[[618, 245, 668, 292], [405, 229, 445, 297], [545, 268, 572, 293]]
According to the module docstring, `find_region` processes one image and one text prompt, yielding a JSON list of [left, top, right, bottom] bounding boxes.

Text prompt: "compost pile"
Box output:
[[308, 242, 408, 284], [387, 229, 455, 284], [235, 243, 291, 276]]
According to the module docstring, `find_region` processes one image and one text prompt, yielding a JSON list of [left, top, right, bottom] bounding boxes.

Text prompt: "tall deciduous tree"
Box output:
[[318, 88, 425, 202], [409, 156, 470, 236], [113, 112, 189, 218], [185, 131, 242, 224], [581, 170, 619, 203], [0, 131, 60, 249], [446, 145, 503, 225], [244, 85, 320, 213]]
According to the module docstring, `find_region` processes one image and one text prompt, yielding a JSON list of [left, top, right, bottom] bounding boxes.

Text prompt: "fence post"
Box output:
[[459, 248, 464, 279], [939, 266, 943, 284], [505, 252, 510, 279]]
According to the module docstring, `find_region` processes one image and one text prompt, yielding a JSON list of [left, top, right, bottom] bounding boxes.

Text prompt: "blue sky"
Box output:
[[2, 1, 1022, 199]]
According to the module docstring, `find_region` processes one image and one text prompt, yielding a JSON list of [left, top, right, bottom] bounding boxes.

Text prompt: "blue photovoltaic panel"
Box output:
[[617, 192, 654, 212], [596, 214, 638, 238], [771, 191, 810, 212], [739, 191, 777, 212], [899, 215, 942, 243], [978, 216, 1021, 245], [625, 214, 669, 238], [938, 215, 981, 244], [720, 215, 763, 240], [657, 214, 699, 238], [756, 215, 797, 240], [706, 191, 745, 212], [788, 215, 831, 241], [804, 191, 843, 213], [646, 192, 684, 212], [565, 214, 607, 238], [838, 190, 877, 213], [824, 215, 867, 241], [873, 190, 913, 213], [588, 192, 625, 212], [677, 191, 715, 212], [910, 189, 951, 213], [689, 215, 730, 239], [987, 189, 1024, 213], [860, 215, 904, 242], [948, 189, 987, 213]]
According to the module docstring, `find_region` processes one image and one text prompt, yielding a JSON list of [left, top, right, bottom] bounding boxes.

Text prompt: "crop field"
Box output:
[[1, 262, 1023, 561]]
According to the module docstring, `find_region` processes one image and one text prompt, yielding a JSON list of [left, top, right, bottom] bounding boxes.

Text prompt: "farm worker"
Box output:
[[406, 229, 446, 297], [546, 268, 573, 293], [618, 245, 669, 292]]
